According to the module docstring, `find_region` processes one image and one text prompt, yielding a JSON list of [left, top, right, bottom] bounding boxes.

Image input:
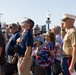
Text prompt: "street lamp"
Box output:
[[46, 11, 51, 29]]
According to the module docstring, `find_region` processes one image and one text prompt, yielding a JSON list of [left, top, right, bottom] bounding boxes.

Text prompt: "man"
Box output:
[[52, 26, 63, 64], [0, 23, 5, 75], [5, 23, 20, 75], [17, 18, 34, 75], [61, 13, 76, 75]]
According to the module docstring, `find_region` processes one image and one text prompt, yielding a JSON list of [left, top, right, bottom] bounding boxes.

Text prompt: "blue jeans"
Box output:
[[43, 66, 51, 75], [62, 57, 76, 75], [62, 58, 69, 75]]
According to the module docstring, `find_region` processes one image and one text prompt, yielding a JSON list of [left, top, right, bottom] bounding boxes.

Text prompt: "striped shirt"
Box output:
[[37, 42, 54, 68]]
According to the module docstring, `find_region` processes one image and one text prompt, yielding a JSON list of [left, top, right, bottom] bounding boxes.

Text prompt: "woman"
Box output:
[[35, 31, 55, 75]]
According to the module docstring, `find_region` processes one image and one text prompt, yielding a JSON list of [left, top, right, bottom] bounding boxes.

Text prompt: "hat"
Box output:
[[62, 13, 76, 21], [9, 23, 18, 29]]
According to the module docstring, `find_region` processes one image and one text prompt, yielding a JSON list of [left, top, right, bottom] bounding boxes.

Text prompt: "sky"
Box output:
[[0, 0, 76, 29]]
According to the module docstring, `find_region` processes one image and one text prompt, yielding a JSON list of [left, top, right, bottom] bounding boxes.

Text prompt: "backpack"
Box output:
[[51, 61, 64, 75], [33, 65, 45, 75]]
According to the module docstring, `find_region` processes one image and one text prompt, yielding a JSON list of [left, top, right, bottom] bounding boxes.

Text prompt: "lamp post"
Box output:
[[46, 11, 51, 30]]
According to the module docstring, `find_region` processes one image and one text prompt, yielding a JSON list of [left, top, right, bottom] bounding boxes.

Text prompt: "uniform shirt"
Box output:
[[37, 42, 54, 68], [62, 27, 76, 56], [5, 32, 20, 56], [18, 29, 33, 56], [55, 34, 63, 61]]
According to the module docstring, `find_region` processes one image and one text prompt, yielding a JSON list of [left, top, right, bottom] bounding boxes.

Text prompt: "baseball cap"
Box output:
[[9, 23, 18, 29]]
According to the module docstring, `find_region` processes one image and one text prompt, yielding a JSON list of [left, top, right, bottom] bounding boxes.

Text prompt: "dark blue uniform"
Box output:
[[18, 29, 33, 56], [5, 32, 20, 56]]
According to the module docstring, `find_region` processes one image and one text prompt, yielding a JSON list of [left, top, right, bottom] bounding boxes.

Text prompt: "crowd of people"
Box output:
[[0, 13, 76, 75]]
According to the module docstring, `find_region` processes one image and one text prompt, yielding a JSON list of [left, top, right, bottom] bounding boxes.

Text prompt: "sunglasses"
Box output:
[[22, 21, 30, 24]]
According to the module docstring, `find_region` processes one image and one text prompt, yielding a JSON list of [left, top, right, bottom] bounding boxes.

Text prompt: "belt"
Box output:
[[62, 55, 71, 58]]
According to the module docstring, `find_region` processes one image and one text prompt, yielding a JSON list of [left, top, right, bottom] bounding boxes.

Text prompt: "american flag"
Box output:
[[37, 42, 54, 68]]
